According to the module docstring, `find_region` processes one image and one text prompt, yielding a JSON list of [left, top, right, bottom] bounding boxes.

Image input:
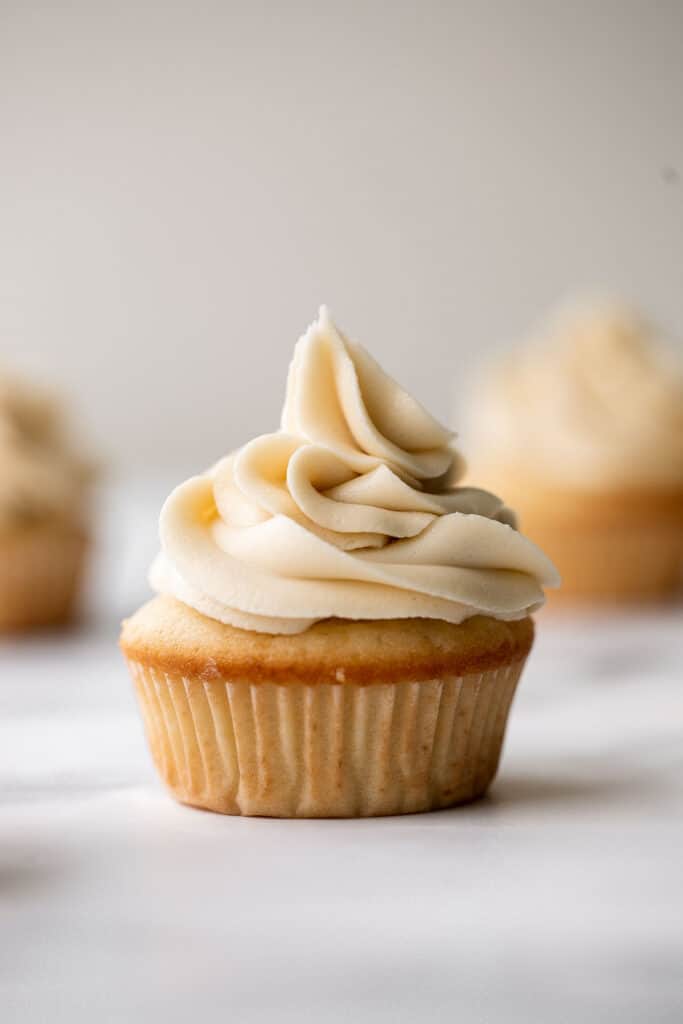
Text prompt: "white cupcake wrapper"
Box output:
[[540, 523, 683, 602], [0, 528, 86, 630], [126, 658, 525, 818]]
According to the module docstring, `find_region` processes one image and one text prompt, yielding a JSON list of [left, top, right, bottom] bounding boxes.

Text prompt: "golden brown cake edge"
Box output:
[[120, 595, 534, 685]]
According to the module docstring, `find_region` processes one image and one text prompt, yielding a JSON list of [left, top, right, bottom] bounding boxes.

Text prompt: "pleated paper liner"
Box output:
[[469, 471, 683, 605], [126, 658, 525, 817], [534, 522, 683, 605], [0, 525, 88, 631]]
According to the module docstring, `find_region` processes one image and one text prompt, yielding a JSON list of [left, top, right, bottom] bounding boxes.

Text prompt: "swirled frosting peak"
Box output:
[[151, 308, 558, 633]]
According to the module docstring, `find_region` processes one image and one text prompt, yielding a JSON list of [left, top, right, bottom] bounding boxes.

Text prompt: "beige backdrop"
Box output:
[[2, 1, 682, 472]]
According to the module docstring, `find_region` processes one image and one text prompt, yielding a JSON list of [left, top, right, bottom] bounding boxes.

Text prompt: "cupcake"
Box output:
[[465, 302, 683, 603], [0, 370, 92, 630], [120, 307, 557, 817]]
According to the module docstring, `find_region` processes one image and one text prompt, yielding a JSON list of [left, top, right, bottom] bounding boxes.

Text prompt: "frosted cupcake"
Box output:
[[0, 370, 92, 630], [466, 302, 683, 603], [120, 308, 558, 817]]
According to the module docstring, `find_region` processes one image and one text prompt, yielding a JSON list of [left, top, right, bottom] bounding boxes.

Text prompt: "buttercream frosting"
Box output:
[[0, 371, 91, 528], [468, 302, 683, 489], [151, 307, 558, 634]]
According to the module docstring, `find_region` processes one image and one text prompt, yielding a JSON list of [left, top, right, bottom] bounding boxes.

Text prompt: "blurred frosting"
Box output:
[[151, 307, 558, 634], [0, 372, 92, 528], [468, 302, 683, 489]]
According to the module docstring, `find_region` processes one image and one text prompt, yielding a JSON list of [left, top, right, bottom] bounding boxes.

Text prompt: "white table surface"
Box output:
[[1, 494, 682, 1023]]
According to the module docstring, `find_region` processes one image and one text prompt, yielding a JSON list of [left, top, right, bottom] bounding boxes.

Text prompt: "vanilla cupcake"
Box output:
[[466, 302, 683, 603], [121, 308, 557, 817], [0, 371, 92, 630]]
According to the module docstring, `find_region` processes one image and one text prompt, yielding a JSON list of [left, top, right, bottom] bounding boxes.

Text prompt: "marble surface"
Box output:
[[2, 585, 682, 1021]]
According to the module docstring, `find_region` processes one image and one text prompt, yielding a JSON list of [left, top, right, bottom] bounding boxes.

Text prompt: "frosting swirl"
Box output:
[[468, 302, 683, 489], [0, 371, 91, 529], [151, 308, 558, 634]]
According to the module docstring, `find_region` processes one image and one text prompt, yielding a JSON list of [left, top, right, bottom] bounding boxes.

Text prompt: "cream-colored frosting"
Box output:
[[0, 372, 91, 528], [468, 302, 683, 489], [151, 307, 558, 634]]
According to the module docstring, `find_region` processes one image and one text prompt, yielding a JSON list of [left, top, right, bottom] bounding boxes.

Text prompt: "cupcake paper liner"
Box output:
[[0, 527, 87, 631], [471, 470, 683, 604], [535, 522, 683, 604], [125, 657, 525, 817]]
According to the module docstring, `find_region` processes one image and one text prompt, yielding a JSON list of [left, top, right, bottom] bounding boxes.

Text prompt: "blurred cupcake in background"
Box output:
[[0, 369, 93, 630], [465, 301, 683, 604]]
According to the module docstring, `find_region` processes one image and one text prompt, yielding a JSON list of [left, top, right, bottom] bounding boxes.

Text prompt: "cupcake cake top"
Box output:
[[151, 307, 558, 634], [0, 370, 91, 528], [468, 301, 683, 490]]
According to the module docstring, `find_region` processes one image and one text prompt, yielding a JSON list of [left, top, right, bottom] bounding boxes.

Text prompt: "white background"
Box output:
[[2, 0, 683, 473]]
